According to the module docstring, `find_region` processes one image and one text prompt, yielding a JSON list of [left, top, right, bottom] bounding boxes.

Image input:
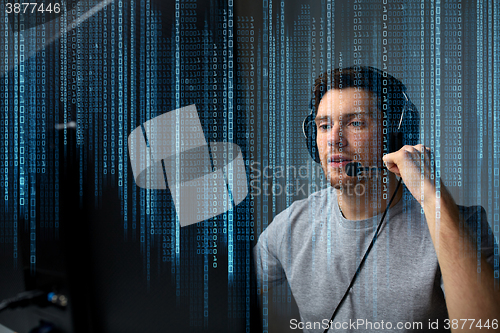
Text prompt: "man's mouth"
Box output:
[[328, 155, 352, 168]]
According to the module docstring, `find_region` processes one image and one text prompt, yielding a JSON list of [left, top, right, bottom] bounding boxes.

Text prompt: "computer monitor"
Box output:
[[0, 118, 260, 333]]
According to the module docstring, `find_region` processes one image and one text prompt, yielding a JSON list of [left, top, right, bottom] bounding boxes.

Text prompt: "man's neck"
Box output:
[[336, 174, 403, 220]]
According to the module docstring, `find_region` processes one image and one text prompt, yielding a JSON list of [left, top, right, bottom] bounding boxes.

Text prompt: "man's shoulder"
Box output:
[[456, 204, 486, 220], [456, 204, 493, 236]]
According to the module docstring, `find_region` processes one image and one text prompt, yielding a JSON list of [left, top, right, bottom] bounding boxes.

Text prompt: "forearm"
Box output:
[[423, 185, 500, 329], [383, 145, 500, 328]]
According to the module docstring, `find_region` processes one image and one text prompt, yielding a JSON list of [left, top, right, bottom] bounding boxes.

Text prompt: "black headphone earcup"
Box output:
[[304, 115, 321, 163], [389, 132, 404, 153]]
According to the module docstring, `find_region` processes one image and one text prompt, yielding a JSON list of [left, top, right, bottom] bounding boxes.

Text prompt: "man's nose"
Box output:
[[326, 124, 346, 148]]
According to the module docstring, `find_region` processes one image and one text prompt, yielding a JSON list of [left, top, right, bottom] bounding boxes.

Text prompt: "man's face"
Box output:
[[315, 87, 383, 189]]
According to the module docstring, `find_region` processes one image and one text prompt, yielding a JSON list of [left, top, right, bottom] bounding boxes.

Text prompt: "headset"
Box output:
[[300, 67, 419, 330]]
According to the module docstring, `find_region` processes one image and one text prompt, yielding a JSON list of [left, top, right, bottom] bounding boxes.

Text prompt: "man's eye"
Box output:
[[349, 121, 364, 127], [319, 124, 331, 131]]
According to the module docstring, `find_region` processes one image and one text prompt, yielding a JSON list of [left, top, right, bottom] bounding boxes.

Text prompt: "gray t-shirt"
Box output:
[[254, 185, 496, 332]]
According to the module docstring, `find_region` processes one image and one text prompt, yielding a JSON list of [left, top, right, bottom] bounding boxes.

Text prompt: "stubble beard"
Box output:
[[323, 163, 367, 191]]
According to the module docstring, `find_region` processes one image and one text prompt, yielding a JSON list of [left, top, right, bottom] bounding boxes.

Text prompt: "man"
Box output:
[[254, 66, 498, 332]]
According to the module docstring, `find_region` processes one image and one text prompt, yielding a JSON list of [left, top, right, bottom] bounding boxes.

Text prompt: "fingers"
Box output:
[[384, 160, 401, 177], [382, 144, 433, 177], [407, 145, 434, 171], [382, 151, 401, 176], [412, 144, 432, 159]]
